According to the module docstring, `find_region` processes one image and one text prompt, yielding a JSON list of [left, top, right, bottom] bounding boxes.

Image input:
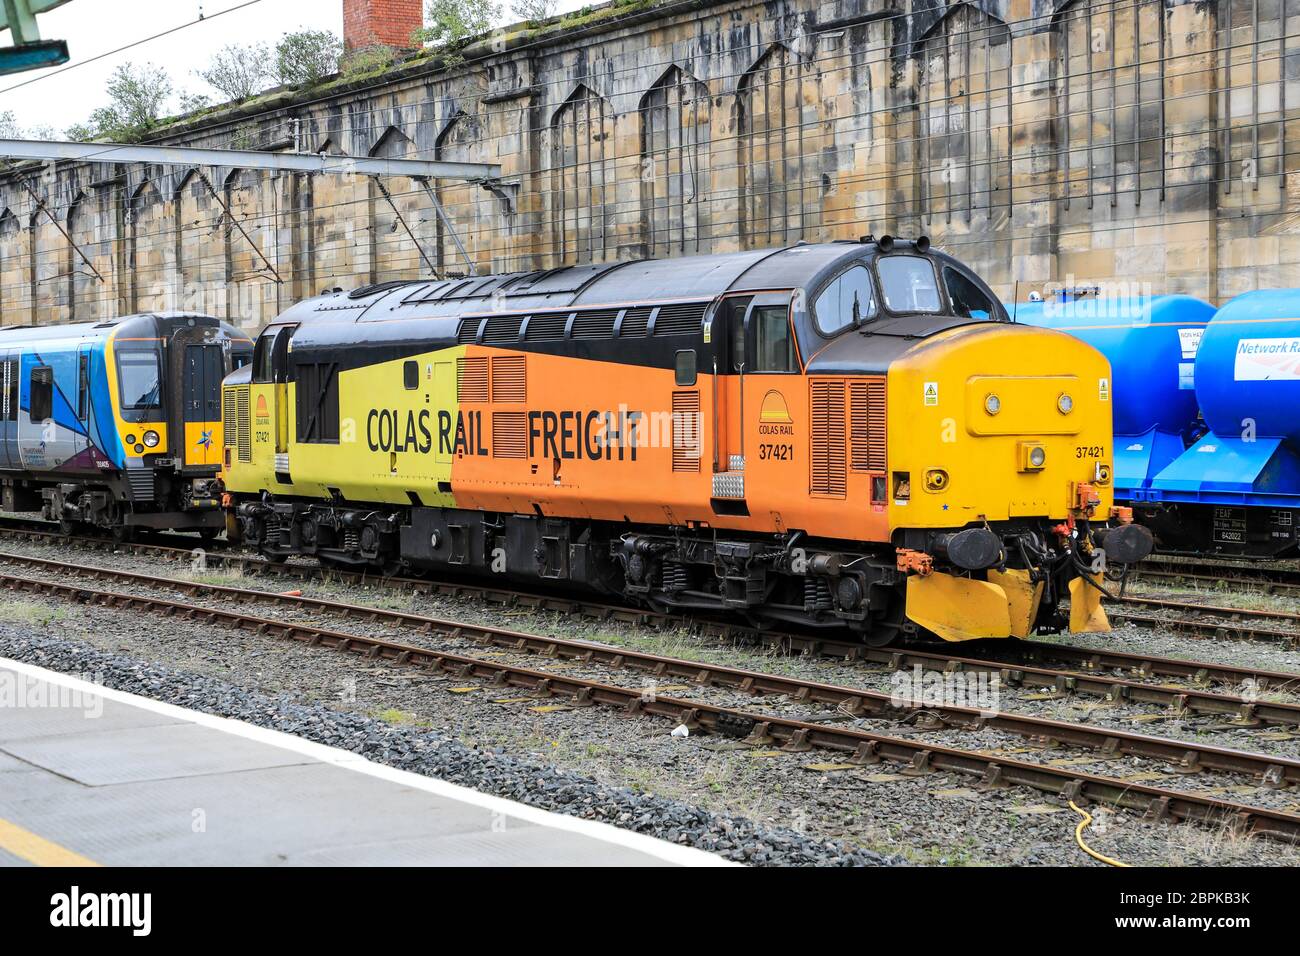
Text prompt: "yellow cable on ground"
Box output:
[[1069, 800, 1130, 868]]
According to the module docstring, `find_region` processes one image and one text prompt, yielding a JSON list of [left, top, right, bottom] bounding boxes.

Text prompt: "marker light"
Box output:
[[1030, 446, 1047, 468], [1057, 393, 1074, 415], [984, 394, 1001, 416]]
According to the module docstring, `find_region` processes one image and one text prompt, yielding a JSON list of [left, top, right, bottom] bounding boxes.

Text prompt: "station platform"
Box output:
[[0, 659, 727, 867]]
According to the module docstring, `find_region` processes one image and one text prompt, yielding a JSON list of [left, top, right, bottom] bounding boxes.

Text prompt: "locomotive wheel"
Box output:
[[198, 528, 220, 544], [58, 518, 77, 536], [259, 547, 287, 565], [112, 525, 135, 545]]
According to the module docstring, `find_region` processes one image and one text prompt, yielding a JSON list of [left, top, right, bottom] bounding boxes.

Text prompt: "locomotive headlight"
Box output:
[[1057, 393, 1074, 415], [1020, 442, 1047, 472], [143, 430, 160, 448], [984, 393, 1001, 416]]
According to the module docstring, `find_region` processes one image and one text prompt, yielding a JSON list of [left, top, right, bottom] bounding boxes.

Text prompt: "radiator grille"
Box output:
[[491, 356, 526, 403], [457, 357, 489, 403], [235, 386, 251, 462], [492, 412, 528, 459], [849, 378, 887, 472], [810, 379, 847, 497], [671, 390, 700, 473]]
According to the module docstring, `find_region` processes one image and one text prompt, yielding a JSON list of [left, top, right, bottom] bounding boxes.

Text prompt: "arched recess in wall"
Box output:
[[129, 179, 170, 314], [368, 126, 431, 283], [309, 138, 359, 291], [434, 109, 491, 275], [1055, 0, 1167, 211], [640, 66, 712, 258], [916, 4, 1012, 227], [547, 84, 617, 265], [175, 169, 224, 318], [0, 208, 28, 321], [223, 168, 275, 328], [735, 43, 824, 250], [65, 191, 101, 323]]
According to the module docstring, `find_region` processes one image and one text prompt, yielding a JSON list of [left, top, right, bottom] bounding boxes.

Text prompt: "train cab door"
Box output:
[[181, 342, 224, 469], [0, 351, 16, 470], [708, 293, 796, 510], [73, 345, 92, 463], [249, 324, 296, 479]]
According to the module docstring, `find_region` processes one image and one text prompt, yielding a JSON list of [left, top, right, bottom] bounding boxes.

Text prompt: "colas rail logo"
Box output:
[[255, 394, 270, 424]]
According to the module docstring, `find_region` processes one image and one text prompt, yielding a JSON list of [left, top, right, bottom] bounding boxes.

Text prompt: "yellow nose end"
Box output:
[[1068, 573, 1111, 633]]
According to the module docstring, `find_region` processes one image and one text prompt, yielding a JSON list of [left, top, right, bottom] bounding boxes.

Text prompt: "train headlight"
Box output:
[[1020, 442, 1047, 472], [984, 393, 1001, 416], [1057, 393, 1074, 415], [143, 430, 160, 448]]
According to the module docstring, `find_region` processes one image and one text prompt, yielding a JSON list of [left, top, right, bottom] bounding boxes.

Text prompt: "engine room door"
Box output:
[[73, 346, 91, 462], [182, 343, 224, 468]]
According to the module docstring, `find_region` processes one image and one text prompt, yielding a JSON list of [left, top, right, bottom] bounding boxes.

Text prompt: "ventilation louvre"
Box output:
[[850, 378, 887, 472], [482, 315, 524, 344], [222, 389, 237, 447], [652, 302, 708, 336], [491, 355, 526, 403], [571, 310, 618, 339], [671, 390, 701, 473], [457, 357, 489, 403], [235, 386, 252, 463], [620, 308, 652, 337], [492, 412, 528, 459], [457, 319, 481, 344], [524, 313, 569, 342], [810, 379, 847, 497]]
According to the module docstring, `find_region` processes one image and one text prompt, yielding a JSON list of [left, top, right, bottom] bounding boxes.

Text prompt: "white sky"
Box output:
[[0, 0, 586, 134]]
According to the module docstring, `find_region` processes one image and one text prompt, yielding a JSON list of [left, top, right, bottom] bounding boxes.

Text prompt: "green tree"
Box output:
[[65, 62, 174, 141], [199, 42, 274, 101], [415, 0, 500, 47], [274, 29, 343, 86], [510, 0, 556, 21]]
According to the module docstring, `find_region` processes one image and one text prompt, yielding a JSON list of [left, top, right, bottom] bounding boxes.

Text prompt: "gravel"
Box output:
[[0, 625, 901, 867]]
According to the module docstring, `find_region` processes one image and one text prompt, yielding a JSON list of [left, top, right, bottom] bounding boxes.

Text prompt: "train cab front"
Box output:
[[107, 313, 253, 535], [885, 311, 1154, 642]]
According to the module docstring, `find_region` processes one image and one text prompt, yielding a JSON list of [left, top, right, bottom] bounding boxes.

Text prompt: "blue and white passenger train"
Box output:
[[0, 312, 251, 539]]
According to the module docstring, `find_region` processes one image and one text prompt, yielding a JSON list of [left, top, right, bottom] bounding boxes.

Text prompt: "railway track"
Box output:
[[1131, 554, 1300, 598], [0, 544, 1298, 727], [0, 555, 1298, 844], [0, 516, 1298, 709]]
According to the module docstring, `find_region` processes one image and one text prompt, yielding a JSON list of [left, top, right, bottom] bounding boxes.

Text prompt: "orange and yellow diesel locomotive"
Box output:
[[219, 238, 1152, 645]]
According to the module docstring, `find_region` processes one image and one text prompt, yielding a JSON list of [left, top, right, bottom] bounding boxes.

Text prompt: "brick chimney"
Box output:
[[343, 0, 424, 52]]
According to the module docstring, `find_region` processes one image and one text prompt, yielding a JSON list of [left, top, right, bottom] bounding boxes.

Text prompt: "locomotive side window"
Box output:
[[29, 366, 53, 422], [943, 266, 995, 320], [675, 350, 697, 386], [403, 361, 419, 390], [876, 256, 942, 314], [116, 351, 162, 410], [814, 265, 877, 335], [296, 361, 340, 444], [753, 306, 797, 372]]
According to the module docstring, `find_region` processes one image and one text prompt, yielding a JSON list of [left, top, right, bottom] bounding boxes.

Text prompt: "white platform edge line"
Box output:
[[0, 657, 735, 868]]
